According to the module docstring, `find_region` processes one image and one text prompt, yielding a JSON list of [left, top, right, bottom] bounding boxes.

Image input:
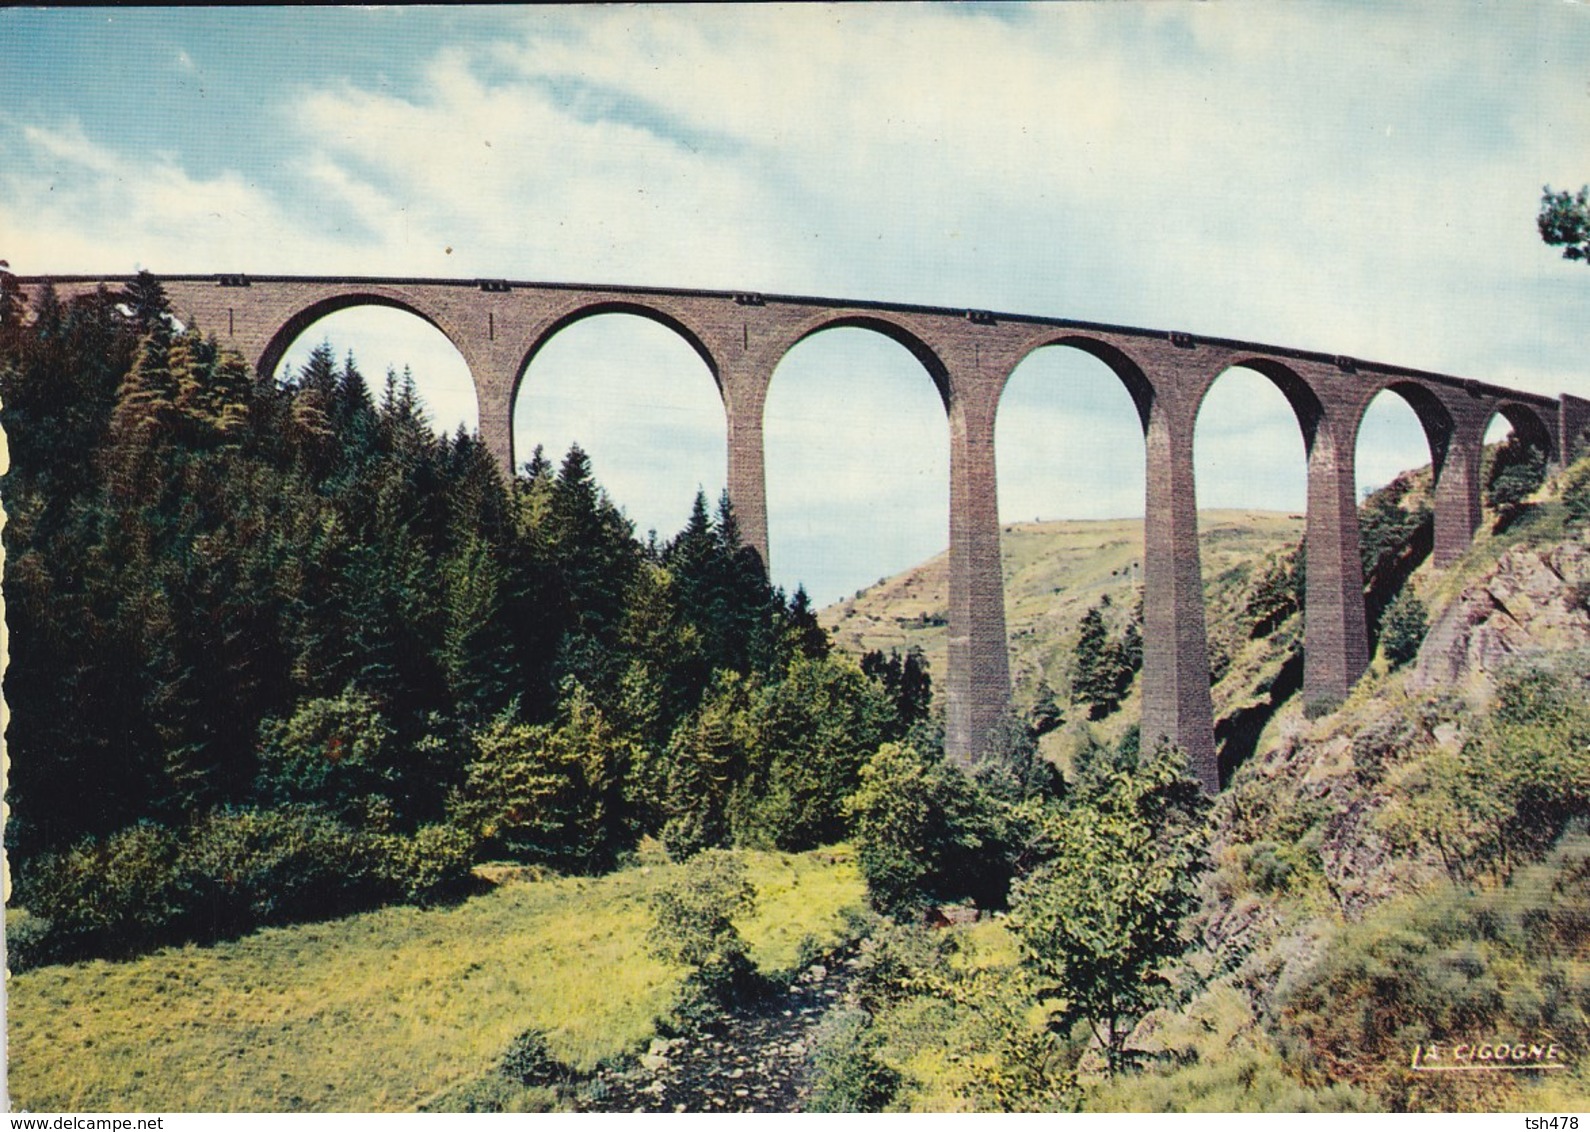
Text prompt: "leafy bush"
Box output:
[[1246, 543, 1304, 638], [179, 805, 382, 935], [1562, 453, 1590, 526], [849, 916, 957, 1012], [1359, 478, 1430, 580], [12, 822, 183, 962], [1378, 589, 1428, 669], [658, 672, 750, 859], [4, 909, 55, 973], [449, 688, 638, 871], [846, 742, 1016, 915], [807, 1007, 902, 1112], [1072, 596, 1140, 720], [15, 807, 400, 960], [1303, 695, 1343, 720], [726, 654, 894, 850], [1484, 432, 1549, 514], [1244, 841, 1298, 894], [1008, 743, 1208, 1075], [255, 689, 396, 816], [498, 1027, 576, 1088], [647, 849, 765, 1026], [376, 822, 477, 905], [1379, 657, 1590, 881]]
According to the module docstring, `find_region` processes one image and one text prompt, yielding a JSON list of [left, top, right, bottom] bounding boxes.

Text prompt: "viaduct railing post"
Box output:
[[1140, 396, 1218, 792], [945, 386, 1012, 766], [1302, 420, 1370, 702]]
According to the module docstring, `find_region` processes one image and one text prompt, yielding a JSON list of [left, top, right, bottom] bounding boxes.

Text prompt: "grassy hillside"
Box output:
[[6, 845, 865, 1112], [821, 510, 1305, 762], [823, 511, 1302, 688]]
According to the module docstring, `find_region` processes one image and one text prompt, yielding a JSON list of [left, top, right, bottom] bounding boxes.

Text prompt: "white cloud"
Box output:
[[9, 3, 1590, 601]]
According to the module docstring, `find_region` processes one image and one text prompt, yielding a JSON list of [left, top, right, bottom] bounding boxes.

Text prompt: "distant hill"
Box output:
[[820, 509, 1306, 764]]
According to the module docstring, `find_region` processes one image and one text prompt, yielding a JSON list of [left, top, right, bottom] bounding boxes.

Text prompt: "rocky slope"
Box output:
[[1413, 529, 1590, 694]]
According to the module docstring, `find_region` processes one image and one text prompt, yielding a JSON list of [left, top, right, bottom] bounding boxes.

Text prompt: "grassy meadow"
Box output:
[[7, 845, 864, 1112]]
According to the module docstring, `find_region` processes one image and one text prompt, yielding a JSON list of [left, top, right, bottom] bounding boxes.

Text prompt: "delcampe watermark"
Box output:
[[1409, 1038, 1571, 1073]]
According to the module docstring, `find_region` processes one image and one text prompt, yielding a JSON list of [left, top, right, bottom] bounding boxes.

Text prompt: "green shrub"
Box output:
[[658, 672, 750, 859], [449, 688, 637, 872], [647, 849, 765, 1026], [498, 1027, 575, 1088], [1246, 544, 1303, 638], [1562, 454, 1590, 526], [1008, 743, 1207, 1076], [1085, 1044, 1376, 1112], [1279, 833, 1590, 1111], [377, 823, 477, 906], [807, 1007, 902, 1112], [4, 909, 55, 972], [1484, 433, 1549, 514], [726, 654, 894, 850], [1072, 597, 1139, 720], [1303, 695, 1343, 720], [846, 742, 1015, 915], [1245, 841, 1297, 894], [13, 821, 183, 961], [1378, 589, 1429, 669], [1383, 657, 1590, 881], [178, 806, 381, 935], [256, 689, 396, 816]]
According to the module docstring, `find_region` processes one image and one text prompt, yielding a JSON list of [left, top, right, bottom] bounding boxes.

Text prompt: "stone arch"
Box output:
[[1350, 379, 1457, 484], [999, 333, 1156, 433], [761, 318, 952, 607], [511, 304, 731, 541], [1187, 357, 1323, 521], [988, 334, 1156, 748], [1206, 356, 1327, 450], [511, 300, 725, 412], [780, 313, 953, 411], [1483, 399, 1557, 462], [255, 289, 474, 388]]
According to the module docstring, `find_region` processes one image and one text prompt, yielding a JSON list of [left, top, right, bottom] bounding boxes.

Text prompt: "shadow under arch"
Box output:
[[257, 291, 471, 387]]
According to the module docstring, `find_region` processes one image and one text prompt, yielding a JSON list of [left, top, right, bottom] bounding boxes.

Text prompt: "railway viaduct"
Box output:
[[18, 274, 1590, 790]]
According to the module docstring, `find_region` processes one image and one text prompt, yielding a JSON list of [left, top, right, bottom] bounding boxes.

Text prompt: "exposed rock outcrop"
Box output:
[[1413, 531, 1590, 693]]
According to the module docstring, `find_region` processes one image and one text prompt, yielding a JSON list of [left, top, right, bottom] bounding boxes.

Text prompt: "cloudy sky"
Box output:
[[6, 4, 1589, 604]]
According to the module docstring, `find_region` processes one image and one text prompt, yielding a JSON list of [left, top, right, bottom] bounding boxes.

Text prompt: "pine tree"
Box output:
[[119, 271, 171, 342], [439, 530, 515, 718], [1073, 598, 1134, 721]]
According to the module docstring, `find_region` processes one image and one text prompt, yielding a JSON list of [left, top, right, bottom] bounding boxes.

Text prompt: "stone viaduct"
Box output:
[[19, 274, 1590, 791]]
